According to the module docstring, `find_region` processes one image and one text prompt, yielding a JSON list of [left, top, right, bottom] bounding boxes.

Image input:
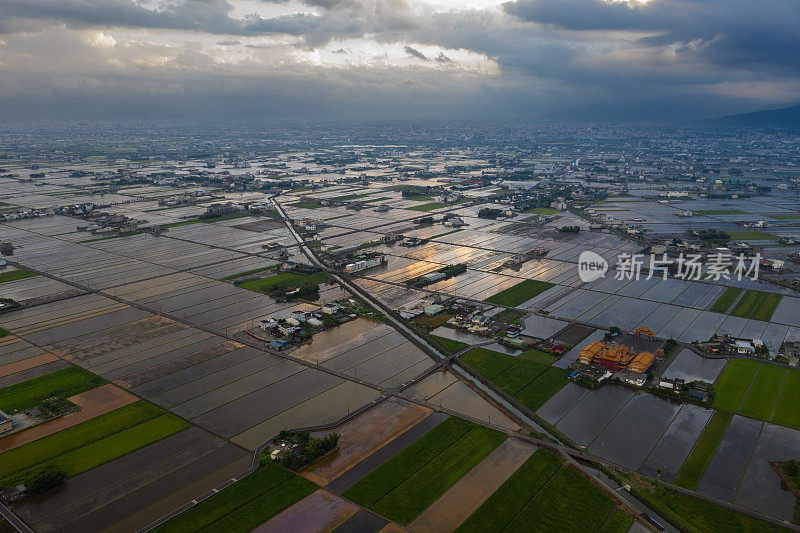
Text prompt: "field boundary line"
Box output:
[[768, 367, 789, 423], [637, 403, 685, 472], [675, 411, 731, 490], [724, 289, 746, 314], [736, 363, 761, 413], [732, 420, 764, 502], [499, 459, 562, 532], [587, 393, 637, 449]]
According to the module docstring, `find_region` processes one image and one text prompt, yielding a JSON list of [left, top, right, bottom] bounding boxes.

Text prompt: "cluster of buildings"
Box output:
[[76, 211, 149, 235], [0, 203, 102, 223], [0, 207, 54, 223], [699, 334, 768, 357], [396, 298, 526, 343], [657, 378, 712, 403], [206, 202, 242, 216], [258, 303, 356, 349], [343, 254, 386, 273], [157, 192, 214, 207]]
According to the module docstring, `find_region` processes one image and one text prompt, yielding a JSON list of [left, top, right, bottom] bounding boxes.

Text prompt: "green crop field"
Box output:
[[0, 366, 106, 413], [484, 279, 554, 307], [343, 417, 504, 525], [515, 367, 570, 411], [457, 449, 561, 532], [462, 449, 612, 533], [413, 312, 453, 329], [674, 412, 732, 490], [772, 369, 800, 430], [343, 417, 477, 506], [505, 467, 612, 532], [713, 359, 759, 413], [220, 265, 277, 281], [461, 348, 517, 378], [462, 348, 568, 411], [726, 230, 778, 240], [236, 270, 329, 294], [769, 213, 800, 220], [0, 402, 186, 486], [408, 202, 448, 211], [429, 229, 465, 240], [490, 308, 526, 326], [714, 360, 799, 428], [0, 327, 9, 338], [738, 364, 786, 421], [599, 511, 633, 533], [7, 415, 189, 485], [709, 287, 742, 313], [729, 290, 782, 321], [629, 476, 774, 533], [0, 269, 38, 284], [0, 401, 164, 479], [520, 347, 557, 365], [429, 334, 468, 353], [492, 359, 548, 394], [154, 459, 315, 533]]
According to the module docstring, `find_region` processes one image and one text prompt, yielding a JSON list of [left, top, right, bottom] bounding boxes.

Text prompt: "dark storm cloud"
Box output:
[[0, 0, 235, 34], [0, 0, 412, 40], [503, 0, 800, 73], [404, 45, 427, 60], [0, 0, 421, 50]]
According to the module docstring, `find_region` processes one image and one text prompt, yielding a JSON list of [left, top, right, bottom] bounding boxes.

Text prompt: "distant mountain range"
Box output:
[[539, 100, 800, 128], [708, 104, 800, 128]]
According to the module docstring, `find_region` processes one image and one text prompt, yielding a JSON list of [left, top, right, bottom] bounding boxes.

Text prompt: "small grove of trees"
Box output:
[[696, 229, 730, 244], [273, 431, 340, 471], [663, 338, 679, 356], [271, 283, 319, 301], [438, 263, 467, 277], [603, 326, 621, 342], [478, 208, 503, 219], [25, 466, 67, 494], [398, 185, 437, 198], [558, 225, 580, 233]]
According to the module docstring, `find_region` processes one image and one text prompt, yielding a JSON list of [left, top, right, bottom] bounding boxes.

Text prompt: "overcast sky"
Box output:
[[0, 0, 798, 122]]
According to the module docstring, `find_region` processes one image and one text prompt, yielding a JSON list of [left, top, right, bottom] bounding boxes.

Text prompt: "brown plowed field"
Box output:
[[0, 352, 58, 377], [253, 490, 358, 533], [301, 398, 432, 486]]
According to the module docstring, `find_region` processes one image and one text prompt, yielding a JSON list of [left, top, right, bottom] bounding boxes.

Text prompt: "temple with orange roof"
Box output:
[[577, 340, 658, 374]]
